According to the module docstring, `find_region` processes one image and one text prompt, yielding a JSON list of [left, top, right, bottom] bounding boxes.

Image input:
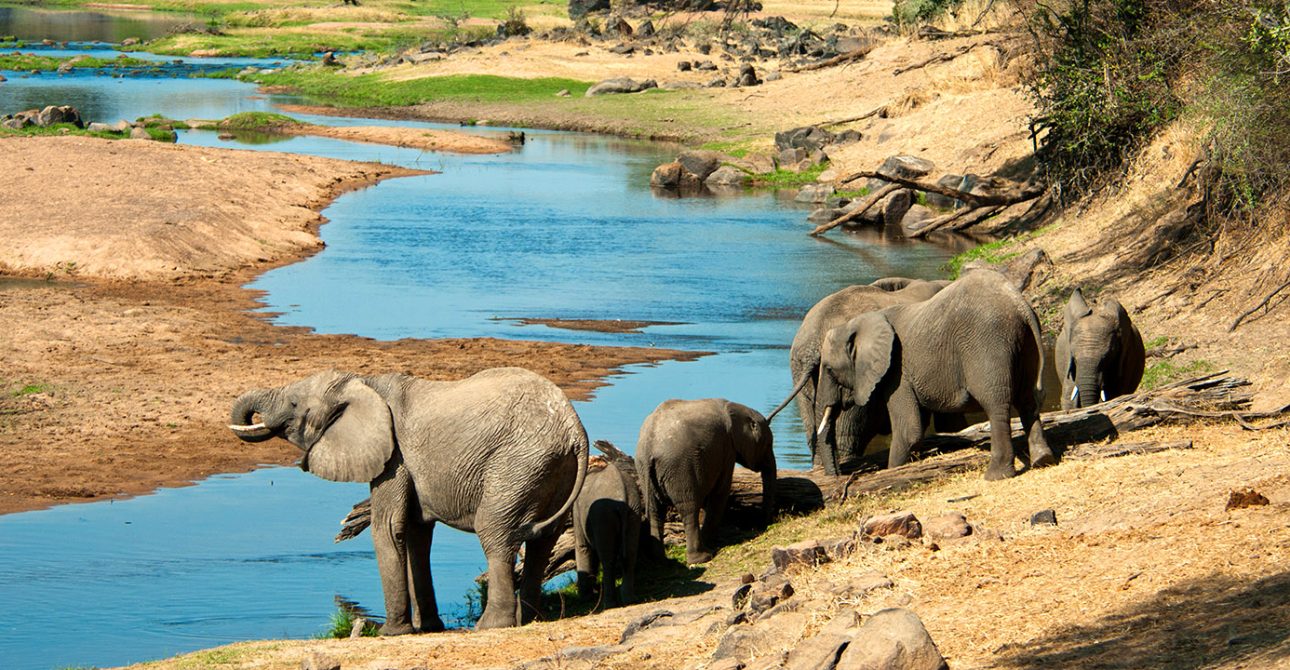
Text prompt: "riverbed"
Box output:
[[0, 12, 961, 669]]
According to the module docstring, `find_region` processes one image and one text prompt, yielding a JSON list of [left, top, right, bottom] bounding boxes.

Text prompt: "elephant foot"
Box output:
[[1030, 447, 1057, 469], [686, 549, 715, 565], [983, 462, 1017, 481], [419, 616, 446, 633], [379, 621, 416, 636], [476, 608, 517, 630]]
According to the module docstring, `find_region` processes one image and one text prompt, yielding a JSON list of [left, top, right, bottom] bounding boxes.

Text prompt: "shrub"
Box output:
[[892, 0, 966, 26]]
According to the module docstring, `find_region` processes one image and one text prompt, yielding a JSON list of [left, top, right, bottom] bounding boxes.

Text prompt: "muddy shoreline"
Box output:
[[0, 137, 699, 515]]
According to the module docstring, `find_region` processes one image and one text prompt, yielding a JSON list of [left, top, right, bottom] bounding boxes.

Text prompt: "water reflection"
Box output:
[[0, 6, 198, 43]]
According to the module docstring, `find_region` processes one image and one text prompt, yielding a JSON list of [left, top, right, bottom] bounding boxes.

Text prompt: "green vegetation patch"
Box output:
[[750, 163, 827, 189], [315, 606, 379, 639], [249, 68, 592, 107], [0, 122, 126, 141], [218, 111, 301, 130], [0, 53, 152, 71], [1141, 359, 1217, 390], [12, 383, 51, 397], [943, 237, 1020, 278]]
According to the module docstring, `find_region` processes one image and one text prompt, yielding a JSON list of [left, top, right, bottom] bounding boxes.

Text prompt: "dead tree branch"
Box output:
[[787, 44, 876, 72], [809, 183, 900, 236], [1228, 279, 1290, 332], [837, 169, 1045, 207], [892, 39, 1006, 75]]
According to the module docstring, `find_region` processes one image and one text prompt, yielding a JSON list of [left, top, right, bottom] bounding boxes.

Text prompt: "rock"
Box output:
[[706, 78, 727, 88], [923, 512, 972, 541], [121, 37, 139, 46], [651, 161, 685, 188], [677, 60, 692, 71], [881, 189, 913, 226], [770, 539, 828, 571], [404, 50, 444, 64], [620, 609, 674, 644], [349, 616, 368, 638], [36, 105, 84, 128], [585, 77, 657, 96], [705, 165, 748, 187], [819, 534, 858, 561], [747, 575, 794, 615], [1030, 509, 1057, 526], [217, 132, 235, 141], [736, 63, 760, 86], [568, 0, 610, 19], [637, 20, 656, 37], [862, 511, 923, 540], [808, 208, 844, 223], [677, 150, 723, 181], [0, 74, 6, 83], [764, 70, 782, 81], [1227, 489, 1270, 510], [129, 126, 151, 140], [86, 122, 113, 133], [926, 174, 966, 209], [836, 608, 947, 670], [109, 119, 132, 133], [555, 88, 571, 97], [795, 183, 835, 203], [714, 613, 808, 663], [732, 582, 753, 609], [321, 51, 339, 67], [694, 59, 719, 71], [300, 651, 341, 670], [609, 44, 635, 55], [836, 129, 863, 144], [777, 147, 808, 167], [714, 627, 764, 662], [878, 154, 935, 180], [734, 153, 775, 174], [775, 126, 836, 153], [741, 573, 757, 584], [785, 631, 850, 670], [610, 16, 633, 36], [843, 572, 895, 599], [709, 659, 745, 670]]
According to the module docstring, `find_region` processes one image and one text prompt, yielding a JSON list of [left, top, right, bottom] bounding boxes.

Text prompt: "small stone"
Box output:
[[555, 88, 571, 97], [1030, 509, 1058, 526], [808, 207, 844, 223], [771, 539, 828, 571], [1226, 489, 1270, 510], [862, 511, 923, 539], [923, 513, 972, 541], [695, 59, 719, 70], [740, 573, 756, 584], [349, 616, 367, 638], [129, 126, 150, 140], [677, 60, 693, 71], [300, 651, 340, 670], [732, 582, 752, 609], [217, 132, 235, 141], [819, 535, 858, 561]]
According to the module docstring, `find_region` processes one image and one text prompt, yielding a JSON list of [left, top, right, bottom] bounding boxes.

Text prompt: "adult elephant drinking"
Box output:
[[1055, 288, 1146, 409], [228, 367, 588, 633], [766, 277, 951, 474]]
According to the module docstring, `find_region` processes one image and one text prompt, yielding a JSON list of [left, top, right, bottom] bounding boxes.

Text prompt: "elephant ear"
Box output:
[[1065, 288, 1093, 323], [303, 378, 395, 483], [848, 312, 897, 407], [1105, 297, 1146, 392]]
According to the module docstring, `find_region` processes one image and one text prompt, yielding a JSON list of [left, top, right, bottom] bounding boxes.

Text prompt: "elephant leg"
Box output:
[[593, 526, 621, 610], [645, 493, 668, 561], [678, 501, 711, 565], [1019, 401, 1055, 470], [370, 466, 415, 636], [984, 405, 1018, 481], [620, 518, 640, 605], [887, 390, 924, 469], [698, 471, 732, 563], [518, 532, 558, 624], [476, 534, 520, 630], [407, 518, 444, 633], [573, 532, 597, 600]]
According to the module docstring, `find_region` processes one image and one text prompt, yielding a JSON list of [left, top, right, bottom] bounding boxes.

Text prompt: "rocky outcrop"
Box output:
[[585, 77, 657, 96], [3, 105, 85, 130]]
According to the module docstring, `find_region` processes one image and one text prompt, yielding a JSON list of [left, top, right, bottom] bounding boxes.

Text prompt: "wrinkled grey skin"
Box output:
[[636, 398, 775, 564], [1056, 288, 1146, 409], [817, 269, 1055, 481], [767, 278, 951, 474], [229, 367, 588, 633], [572, 462, 643, 610]]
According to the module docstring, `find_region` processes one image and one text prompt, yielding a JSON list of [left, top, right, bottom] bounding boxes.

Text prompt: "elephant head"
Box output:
[[1056, 289, 1145, 409], [815, 313, 897, 469], [229, 370, 395, 483]]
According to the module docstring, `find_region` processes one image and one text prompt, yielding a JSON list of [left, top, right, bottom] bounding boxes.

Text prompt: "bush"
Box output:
[[892, 0, 966, 26]]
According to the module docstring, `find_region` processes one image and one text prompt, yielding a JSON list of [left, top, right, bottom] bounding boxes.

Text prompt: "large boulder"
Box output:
[[585, 77, 657, 96], [795, 183, 836, 203], [775, 125, 837, 153], [836, 609, 948, 670], [36, 105, 84, 128], [877, 154, 935, 180], [926, 174, 967, 209], [677, 149, 722, 181], [705, 165, 748, 188], [881, 189, 913, 226]]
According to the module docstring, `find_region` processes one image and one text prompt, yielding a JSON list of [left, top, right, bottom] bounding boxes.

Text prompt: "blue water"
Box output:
[[0, 5, 198, 43], [0, 43, 963, 670]]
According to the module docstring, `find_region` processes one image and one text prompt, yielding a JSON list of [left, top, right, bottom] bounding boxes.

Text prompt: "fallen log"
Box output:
[[836, 170, 1046, 208], [787, 44, 876, 72], [809, 183, 900, 236]]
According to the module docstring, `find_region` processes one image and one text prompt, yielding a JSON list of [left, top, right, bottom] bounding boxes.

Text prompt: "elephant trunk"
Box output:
[[1077, 368, 1102, 408], [229, 388, 280, 443]]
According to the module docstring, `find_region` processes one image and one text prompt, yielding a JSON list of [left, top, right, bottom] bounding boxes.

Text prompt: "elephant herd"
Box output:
[[227, 267, 1145, 635]]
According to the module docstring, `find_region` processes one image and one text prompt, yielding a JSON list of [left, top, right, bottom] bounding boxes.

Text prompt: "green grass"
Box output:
[[750, 163, 828, 188], [249, 68, 592, 106], [1145, 335, 1170, 349], [834, 187, 871, 199], [943, 238, 1021, 278], [0, 53, 152, 71], [218, 111, 300, 130], [0, 123, 127, 141], [1141, 359, 1216, 390], [315, 606, 380, 639], [12, 383, 51, 397]]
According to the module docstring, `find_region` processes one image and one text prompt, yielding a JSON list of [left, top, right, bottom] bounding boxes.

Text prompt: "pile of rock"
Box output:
[[2, 105, 84, 130], [2, 105, 185, 142], [775, 124, 862, 172], [804, 155, 955, 233], [650, 149, 749, 192]]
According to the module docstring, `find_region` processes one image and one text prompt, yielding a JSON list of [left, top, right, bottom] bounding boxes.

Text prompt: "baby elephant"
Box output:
[[572, 442, 644, 610], [1056, 288, 1145, 409], [636, 399, 776, 565]]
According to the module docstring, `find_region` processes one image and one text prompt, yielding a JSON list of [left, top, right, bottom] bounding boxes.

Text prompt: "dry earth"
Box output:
[[278, 123, 516, 154], [0, 137, 694, 514]]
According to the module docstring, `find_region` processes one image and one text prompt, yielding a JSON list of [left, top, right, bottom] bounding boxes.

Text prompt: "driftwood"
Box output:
[[1229, 279, 1290, 332], [809, 183, 900, 236], [821, 105, 887, 127], [907, 205, 1004, 238], [892, 39, 1007, 75], [837, 170, 1046, 208], [788, 44, 876, 73]]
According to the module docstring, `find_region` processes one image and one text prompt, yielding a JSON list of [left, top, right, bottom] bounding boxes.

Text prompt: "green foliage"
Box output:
[[834, 187, 872, 199], [891, 0, 965, 26], [943, 237, 1020, 278], [1145, 335, 1169, 349], [0, 123, 125, 140], [12, 383, 51, 397], [1141, 358, 1216, 389], [498, 6, 532, 37], [247, 69, 592, 107], [315, 606, 379, 639], [219, 112, 301, 130], [0, 53, 151, 71], [751, 163, 828, 188]]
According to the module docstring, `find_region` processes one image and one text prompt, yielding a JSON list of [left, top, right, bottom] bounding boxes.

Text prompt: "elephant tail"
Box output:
[[1025, 301, 1047, 407], [766, 369, 813, 422], [520, 421, 589, 542]]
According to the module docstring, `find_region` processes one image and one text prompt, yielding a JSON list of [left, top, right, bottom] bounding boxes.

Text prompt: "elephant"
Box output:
[[766, 277, 953, 474], [1056, 288, 1145, 409], [817, 269, 1055, 481], [228, 367, 588, 633], [572, 454, 643, 610], [636, 398, 775, 565]]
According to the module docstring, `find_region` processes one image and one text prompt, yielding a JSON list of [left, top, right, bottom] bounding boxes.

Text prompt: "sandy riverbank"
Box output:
[[0, 137, 695, 514]]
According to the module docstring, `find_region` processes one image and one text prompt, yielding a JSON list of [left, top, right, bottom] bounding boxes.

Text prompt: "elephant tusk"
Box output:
[[1070, 387, 1079, 402], [1100, 389, 1107, 402], [229, 422, 267, 432], [816, 406, 834, 436]]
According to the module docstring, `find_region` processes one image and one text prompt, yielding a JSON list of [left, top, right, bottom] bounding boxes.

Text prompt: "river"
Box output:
[[0, 10, 963, 669]]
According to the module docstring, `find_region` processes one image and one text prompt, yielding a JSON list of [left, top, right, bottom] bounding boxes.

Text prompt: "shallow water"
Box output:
[[0, 55, 964, 670]]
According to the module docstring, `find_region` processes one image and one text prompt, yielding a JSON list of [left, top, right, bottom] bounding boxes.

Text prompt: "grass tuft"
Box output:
[[316, 606, 379, 639], [751, 163, 828, 189], [1141, 359, 1216, 390], [248, 68, 592, 107], [218, 112, 301, 130]]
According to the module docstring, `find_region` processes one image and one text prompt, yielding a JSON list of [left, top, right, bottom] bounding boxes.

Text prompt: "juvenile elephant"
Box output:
[[228, 367, 588, 633], [1056, 288, 1145, 409], [636, 398, 775, 565], [572, 445, 643, 610], [817, 269, 1054, 480], [766, 277, 951, 474]]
